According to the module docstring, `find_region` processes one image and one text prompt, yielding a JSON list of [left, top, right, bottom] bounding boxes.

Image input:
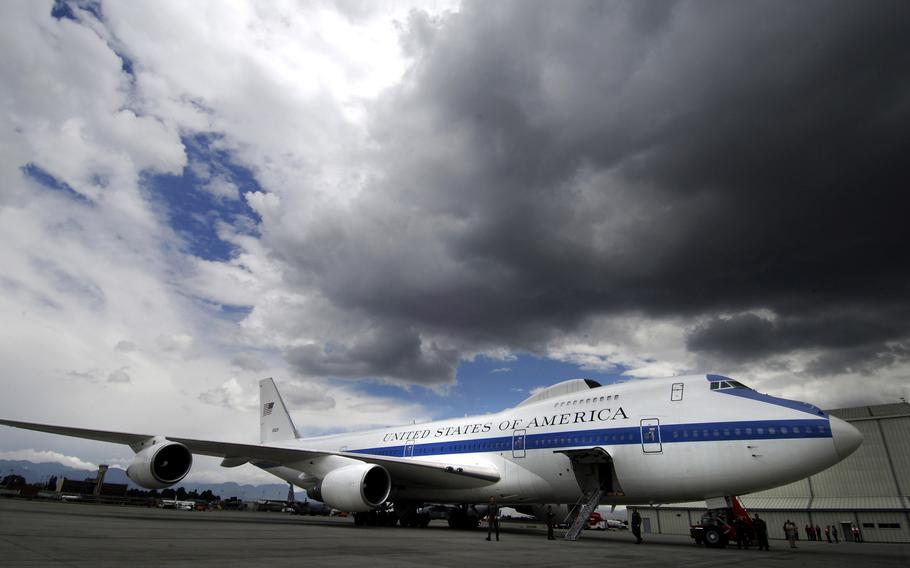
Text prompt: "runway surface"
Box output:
[[1, 499, 908, 568]]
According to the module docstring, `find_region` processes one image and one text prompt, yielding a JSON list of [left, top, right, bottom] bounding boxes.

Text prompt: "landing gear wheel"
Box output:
[[704, 527, 725, 548]]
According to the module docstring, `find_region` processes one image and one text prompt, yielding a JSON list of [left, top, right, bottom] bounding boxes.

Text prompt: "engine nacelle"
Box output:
[[311, 463, 390, 512], [126, 440, 193, 489]]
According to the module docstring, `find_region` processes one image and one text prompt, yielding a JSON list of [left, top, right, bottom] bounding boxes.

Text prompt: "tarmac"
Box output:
[[1, 499, 908, 568]]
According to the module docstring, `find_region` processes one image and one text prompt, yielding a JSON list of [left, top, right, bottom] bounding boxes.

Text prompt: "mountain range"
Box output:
[[0, 459, 300, 501]]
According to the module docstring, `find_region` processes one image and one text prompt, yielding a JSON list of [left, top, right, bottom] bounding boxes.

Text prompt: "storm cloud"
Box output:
[[261, 1, 910, 384]]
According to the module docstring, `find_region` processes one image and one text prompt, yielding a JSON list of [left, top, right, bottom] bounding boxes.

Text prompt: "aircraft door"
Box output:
[[640, 418, 662, 453], [512, 429, 527, 458], [404, 440, 414, 458]]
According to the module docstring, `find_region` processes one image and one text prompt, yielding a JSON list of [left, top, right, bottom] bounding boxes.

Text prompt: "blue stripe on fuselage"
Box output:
[[704, 375, 827, 417], [347, 418, 831, 458], [716, 388, 828, 417]]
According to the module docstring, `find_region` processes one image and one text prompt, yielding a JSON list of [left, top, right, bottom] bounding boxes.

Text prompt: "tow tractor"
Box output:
[[689, 496, 753, 548]]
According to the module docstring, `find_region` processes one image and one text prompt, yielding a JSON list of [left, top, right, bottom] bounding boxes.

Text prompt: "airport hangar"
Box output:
[[630, 402, 910, 543]]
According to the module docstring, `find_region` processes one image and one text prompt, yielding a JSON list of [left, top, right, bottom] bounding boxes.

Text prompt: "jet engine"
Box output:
[[310, 463, 391, 512], [126, 440, 193, 489]]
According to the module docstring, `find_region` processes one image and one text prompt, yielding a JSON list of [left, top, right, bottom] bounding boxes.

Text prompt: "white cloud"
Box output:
[[0, 449, 98, 471], [201, 176, 241, 200], [198, 378, 256, 411], [0, 1, 452, 482]]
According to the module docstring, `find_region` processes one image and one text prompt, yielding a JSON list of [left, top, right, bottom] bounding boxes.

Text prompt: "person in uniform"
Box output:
[[485, 496, 500, 541], [737, 517, 752, 549], [546, 505, 556, 540], [753, 513, 770, 551], [733, 518, 744, 549], [631, 509, 643, 544]]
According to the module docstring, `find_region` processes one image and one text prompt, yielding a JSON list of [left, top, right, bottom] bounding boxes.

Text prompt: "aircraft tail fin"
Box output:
[[259, 378, 300, 444]]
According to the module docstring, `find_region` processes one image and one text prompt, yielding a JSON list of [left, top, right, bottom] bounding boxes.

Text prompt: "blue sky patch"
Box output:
[[50, 0, 77, 21], [143, 134, 262, 262], [353, 353, 627, 421]]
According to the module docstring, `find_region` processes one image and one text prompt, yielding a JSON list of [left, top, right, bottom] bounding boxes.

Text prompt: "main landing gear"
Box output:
[[352, 503, 478, 529]]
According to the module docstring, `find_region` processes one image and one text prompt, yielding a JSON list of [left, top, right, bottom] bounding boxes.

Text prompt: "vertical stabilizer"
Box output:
[[259, 378, 300, 443]]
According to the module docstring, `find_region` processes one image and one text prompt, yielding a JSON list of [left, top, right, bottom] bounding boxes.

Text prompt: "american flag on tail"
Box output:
[[263, 402, 274, 416]]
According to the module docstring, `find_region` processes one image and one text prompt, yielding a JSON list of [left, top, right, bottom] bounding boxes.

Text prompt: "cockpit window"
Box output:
[[710, 380, 751, 390]]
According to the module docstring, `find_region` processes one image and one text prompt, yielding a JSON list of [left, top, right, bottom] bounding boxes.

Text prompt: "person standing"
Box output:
[[753, 513, 770, 551], [806, 524, 814, 541], [832, 526, 839, 543], [631, 509, 643, 544], [733, 517, 750, 549], [785, 519, 797, 548], [485, 497, 500, 541], [816, 525, 822, 542], [546, 505, 556, 540], [825, 525, 832, 543]]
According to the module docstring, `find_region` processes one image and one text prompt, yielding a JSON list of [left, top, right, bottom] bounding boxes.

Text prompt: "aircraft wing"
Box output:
[[170, 435, 500, 485], [0, 419, 499, 487], [0, 419, 153, 450]]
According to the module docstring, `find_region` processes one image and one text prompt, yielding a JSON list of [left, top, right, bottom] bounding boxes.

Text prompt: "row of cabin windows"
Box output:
[[531, 433, 636, 446], [368, 423, 832, 456], [369, 433, 641, 457], [554, 394, 619, 408], [669, 424, 830, 440], [413, 441, 511, 454]]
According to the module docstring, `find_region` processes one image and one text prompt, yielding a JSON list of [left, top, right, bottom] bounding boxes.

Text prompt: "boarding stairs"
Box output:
[[564, 487, 603, 541]]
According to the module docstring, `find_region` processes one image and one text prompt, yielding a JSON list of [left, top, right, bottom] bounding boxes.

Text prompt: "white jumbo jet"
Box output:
[[0, 374, 862, 529]]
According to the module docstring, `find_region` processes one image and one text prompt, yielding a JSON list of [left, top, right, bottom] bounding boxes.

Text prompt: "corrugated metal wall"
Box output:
[[811, 419, 899, 497], [855, 511, 910, 543], [757, 511, 813, 540], [870, 404, 909, 417], [828, 406, 872, 419], [744, 477, 810, 499], [880, 417, 910, 497], [657, 508, 691, 535]]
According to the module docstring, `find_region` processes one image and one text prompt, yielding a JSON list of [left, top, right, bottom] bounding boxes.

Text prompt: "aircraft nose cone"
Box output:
[[830, 416, 863, 460]]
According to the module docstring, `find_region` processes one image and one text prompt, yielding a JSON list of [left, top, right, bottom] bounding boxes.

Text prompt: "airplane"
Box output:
[[0, 374, 863, 533]]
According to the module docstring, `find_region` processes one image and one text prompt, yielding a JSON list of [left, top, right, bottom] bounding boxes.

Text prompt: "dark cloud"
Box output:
[[804, 343, 910, 377], [275, 0, 910, 383], [106, 368, 131, 384], [686, 311, 910, 363], [279, 381, 336, 411], [230, 352, 268, 373], [285, 326, 459, 385]]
